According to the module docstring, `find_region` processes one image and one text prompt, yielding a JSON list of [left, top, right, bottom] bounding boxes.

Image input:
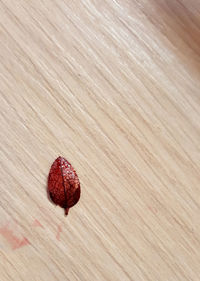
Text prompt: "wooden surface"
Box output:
[[0, 1, 200, 280]]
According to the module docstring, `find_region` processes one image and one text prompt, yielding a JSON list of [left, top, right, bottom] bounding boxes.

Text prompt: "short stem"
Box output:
[[65, 208, 69, 215]]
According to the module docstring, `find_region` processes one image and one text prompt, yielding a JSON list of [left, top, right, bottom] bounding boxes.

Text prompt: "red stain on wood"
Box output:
[[0, 224, 30, 250], [33, 219, 43, 228], [56, 225, 62, 241], [48, 156, 81, 215]]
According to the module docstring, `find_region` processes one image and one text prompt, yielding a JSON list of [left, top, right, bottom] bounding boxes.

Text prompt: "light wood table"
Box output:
[[0, 1, 200, 280]]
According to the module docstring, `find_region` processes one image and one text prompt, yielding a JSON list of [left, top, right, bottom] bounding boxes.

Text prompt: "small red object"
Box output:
[[47, 156, 80, 215]]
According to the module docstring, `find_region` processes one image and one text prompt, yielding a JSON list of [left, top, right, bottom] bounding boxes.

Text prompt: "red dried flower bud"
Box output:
[[48, 156, 80, 215]]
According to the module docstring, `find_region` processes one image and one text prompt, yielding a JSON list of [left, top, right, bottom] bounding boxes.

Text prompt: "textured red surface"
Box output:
[[48, 156, 80, 215]]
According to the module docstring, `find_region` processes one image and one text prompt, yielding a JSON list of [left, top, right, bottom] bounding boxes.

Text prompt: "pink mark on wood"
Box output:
[[0, 224, 30, 250], [56, 225, 62, 241], [12, 237, 30, 250], [148, 206, 158, 215], [33, 219, 43, 228]]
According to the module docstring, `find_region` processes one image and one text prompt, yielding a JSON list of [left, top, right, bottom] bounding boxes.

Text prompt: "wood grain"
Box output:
[[0, 0, 200, 280]]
